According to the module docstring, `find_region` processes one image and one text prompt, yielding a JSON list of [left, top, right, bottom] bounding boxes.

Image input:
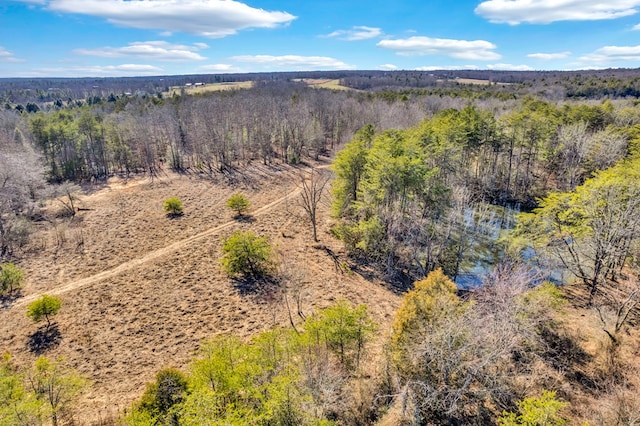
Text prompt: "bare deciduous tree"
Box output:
[[594, 275, 640, 345], [391, 265, 560, 423], [299, 168, 331, 242], [0, 128, 46, 257]]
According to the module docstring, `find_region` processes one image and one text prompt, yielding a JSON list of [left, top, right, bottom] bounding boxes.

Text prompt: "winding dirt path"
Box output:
[[13, 186, 303, 308]]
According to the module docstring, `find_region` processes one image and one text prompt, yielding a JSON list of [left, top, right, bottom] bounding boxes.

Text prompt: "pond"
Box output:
[[453, 203, 566, 289]]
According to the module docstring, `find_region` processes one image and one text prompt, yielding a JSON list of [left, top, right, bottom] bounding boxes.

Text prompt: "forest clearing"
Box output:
[[1, 161, 401, 422]]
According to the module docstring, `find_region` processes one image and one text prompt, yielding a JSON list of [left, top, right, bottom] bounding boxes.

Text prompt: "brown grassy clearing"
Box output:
[[0, 162, 400, 423], [164, 79, 351, 98], [435, 78, 512, 86], [453, 78, 494, 85], [292, 78, 353, 91], [166, 81, 254, 96]]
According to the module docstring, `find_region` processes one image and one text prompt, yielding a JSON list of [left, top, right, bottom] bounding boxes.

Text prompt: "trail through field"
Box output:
[[14, 185, 303, 308]]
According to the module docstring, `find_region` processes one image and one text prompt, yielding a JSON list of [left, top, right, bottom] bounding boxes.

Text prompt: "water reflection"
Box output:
[[453, 203, 565, 289]]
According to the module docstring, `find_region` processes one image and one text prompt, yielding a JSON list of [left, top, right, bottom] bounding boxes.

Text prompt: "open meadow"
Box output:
[[0, 162, 401, 422]]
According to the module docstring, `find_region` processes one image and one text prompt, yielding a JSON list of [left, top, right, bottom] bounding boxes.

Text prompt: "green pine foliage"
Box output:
[[0, 262, 24, 295], [499, 391, 569, 426], [331, 124, 375, 217], [163, 197, 184, 216], [127, 302, 376, 425], [511, 156, 640, 312], [29, 356, 88, 426], [1, 355, 87, 426], [128, 368, 188, 425], [302, 300, 375, 370], [226, 193, 251, 216], [26, 294, 62, 328], [0, 354, 46, 426], [389, 268, 468, 375], [221, 231, 274, 278]]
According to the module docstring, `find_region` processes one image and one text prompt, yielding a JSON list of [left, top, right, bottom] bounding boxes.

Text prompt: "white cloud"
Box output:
[[476, 0, 640, 25], [17, 0, 296, 38], [197, 63, 238, 72], [414, 65, 480, 71], [0, 47, 24, 63], [413, 64, 533, 71], [75, 41, 207, 61], [527, 51, 572, 60], [633, 23, 640, 29], [322, 26, 382, 41], [231, 55, 353, 70], [377, 36, 501, 61], [378, 64, 398, 70], [580, 45, 640, 63], [564, 65, 608, 70], [486, 63, 534, 71], [29, 64, 163, 77]]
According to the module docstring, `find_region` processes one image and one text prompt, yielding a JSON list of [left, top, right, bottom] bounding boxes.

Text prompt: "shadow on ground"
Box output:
[[234, 214, 256, 223], [27, 324, 62, 354], [1, 290, 23, 309], [233, 276, 281, 299]]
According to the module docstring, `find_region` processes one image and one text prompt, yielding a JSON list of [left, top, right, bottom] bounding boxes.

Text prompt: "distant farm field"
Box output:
[[164, 79, 352, 97], [293, 78, 353, 91], [166, 80, 254, 96]]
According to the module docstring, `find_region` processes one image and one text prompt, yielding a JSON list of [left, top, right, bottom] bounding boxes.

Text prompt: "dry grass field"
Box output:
[[452, 78, 493, 85], [166, 81, 254, 96], [0, 161, 401, 423], [164, 79, 352, 98], [293, 78, 353, 91]]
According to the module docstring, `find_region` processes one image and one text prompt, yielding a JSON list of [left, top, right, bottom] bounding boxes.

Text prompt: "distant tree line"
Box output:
[[4, 68, 640, 109]]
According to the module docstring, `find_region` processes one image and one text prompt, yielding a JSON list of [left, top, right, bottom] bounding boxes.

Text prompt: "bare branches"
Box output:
[[390, 266, 562, 423], [299, 168, 331, 242], [594, 275, 640, 338]]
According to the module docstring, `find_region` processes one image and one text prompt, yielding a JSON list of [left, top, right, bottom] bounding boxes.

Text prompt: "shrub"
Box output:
[[131, 368, 189, 424], [499, 390, 569, 426], [163, 197, 183, 216], [221, 231, 273, 278], [226, 193, 250, 216], [303, 300, 375, 369], [27, 294, 62, 328], [1, 262, 24, 295]]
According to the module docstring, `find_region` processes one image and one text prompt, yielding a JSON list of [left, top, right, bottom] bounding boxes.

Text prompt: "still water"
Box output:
[[453, 203, 565, 289]]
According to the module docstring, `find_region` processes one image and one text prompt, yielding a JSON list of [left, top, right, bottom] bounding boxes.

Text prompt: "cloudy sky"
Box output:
[[2, 0, 640, 77]]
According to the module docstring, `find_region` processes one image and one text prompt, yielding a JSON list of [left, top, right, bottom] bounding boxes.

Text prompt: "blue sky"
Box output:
[[2, 0, 640, 77]]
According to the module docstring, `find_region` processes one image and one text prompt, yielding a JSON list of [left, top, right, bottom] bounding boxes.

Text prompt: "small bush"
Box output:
[[131, 368, 189, 424], [221, 231, 273, 278], [1, 262, 24, 295], [226, 193, 251, 216], [499, 390, 569, 426], [27, 294, 62, 328], [163, 197, 183, 216]]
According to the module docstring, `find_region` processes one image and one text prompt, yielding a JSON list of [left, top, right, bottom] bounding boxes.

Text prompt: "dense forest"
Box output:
[[2, 70, 640, 425]]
